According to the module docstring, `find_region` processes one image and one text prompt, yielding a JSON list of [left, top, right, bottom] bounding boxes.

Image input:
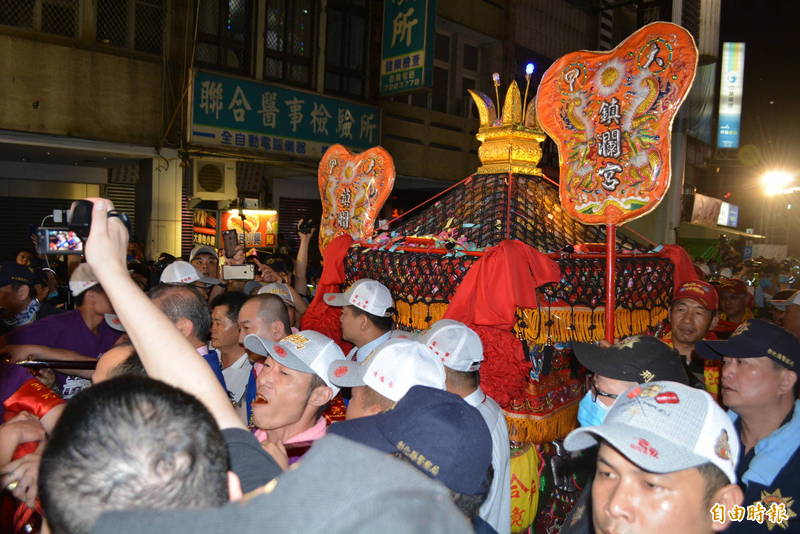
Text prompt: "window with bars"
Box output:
[[196, 0, 253, 74], [0, 0, 79, 38], [325, 0, 368, 98], [263, 0, 315, 87], [96, 0, 165, 55]]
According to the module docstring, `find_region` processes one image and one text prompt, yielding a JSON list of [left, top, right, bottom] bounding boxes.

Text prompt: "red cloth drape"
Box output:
[[657, 244, 699, 293], [444, 240, 562, 407], [300, 234, 354, 354], [444, 240, 561, 329]]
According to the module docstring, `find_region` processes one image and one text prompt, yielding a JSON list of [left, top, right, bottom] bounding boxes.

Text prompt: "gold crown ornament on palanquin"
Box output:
[[468, 78, 546, 176]]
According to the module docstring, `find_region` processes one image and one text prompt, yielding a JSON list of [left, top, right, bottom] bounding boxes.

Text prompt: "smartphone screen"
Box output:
[[222, 230, 239, 258], [38, 228, 83, 255]]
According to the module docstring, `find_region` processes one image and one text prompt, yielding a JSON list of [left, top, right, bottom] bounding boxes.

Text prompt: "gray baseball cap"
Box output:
[[564, 381, 740, 483]]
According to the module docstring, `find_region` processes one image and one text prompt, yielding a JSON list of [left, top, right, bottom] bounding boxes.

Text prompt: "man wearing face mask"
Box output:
[[561, 335, 691, 534]]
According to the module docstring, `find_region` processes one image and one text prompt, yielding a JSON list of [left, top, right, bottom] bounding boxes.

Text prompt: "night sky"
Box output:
[[718, 1, 800, 244], [720, 1, 800, 175]]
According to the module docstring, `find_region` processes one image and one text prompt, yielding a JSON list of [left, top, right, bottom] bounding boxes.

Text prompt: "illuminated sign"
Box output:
[[717, 42, 745, 149], [221, 210, 278, 248], [717, 201, 739, 228]]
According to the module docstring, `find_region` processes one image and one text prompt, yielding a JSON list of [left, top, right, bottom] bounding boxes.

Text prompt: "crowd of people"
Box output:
[[0, 197, 798, 534]]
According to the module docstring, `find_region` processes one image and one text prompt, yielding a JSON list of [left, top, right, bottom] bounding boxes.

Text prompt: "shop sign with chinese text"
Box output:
[[536, 22, 698, 225], [192, 209, 218, 247], [190, 70, 380, 158], [380, 0, 437, 95], [221, 210, 278, 248]]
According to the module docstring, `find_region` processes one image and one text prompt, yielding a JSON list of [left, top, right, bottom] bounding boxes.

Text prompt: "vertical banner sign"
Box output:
[[380, 0, 437, 95], [717, 42, 745, 149], [536, 22, 698, 225], [193, 209, 218, 247], [317, 145, 395, 252]]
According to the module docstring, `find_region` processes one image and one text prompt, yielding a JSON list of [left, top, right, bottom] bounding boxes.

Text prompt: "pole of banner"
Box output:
[[605, 223, 617, 343]]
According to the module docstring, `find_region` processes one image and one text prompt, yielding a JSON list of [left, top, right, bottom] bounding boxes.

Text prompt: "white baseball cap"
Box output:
[[69, 263, 100, 296], [104, 314, 125, 332], [190, 245, 218, 262], [244, 330, 346, 396], [258, 282, 295, 308], [418, 319, 484, 372], [327, 338, 446, 402], [324, 279, 394, 317], [160, 260, 221, 285], [565, 381, 740, 483]]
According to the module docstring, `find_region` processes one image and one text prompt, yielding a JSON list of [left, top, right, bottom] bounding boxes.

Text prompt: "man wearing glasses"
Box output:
[[574, 335, 690, 427], [561, 335, 691, 534]]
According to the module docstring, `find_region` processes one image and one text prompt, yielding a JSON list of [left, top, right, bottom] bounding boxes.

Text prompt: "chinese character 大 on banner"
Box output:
[[191, 70, 380, 158], [536, 22, 698, 225]]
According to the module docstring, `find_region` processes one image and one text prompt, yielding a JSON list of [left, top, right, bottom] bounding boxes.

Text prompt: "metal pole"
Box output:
[[605, 223, 617, 342]]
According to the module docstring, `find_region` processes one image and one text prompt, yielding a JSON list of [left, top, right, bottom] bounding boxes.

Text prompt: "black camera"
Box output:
[[37, 200, 131, 256], [298, 219, 314, 234]]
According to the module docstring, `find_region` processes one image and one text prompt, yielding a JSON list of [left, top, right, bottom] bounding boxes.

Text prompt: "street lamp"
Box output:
[[762, 169, 795, 196]]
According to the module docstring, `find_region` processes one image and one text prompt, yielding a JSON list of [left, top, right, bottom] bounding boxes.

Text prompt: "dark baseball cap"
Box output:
[[572, 335, 690, 385], [696, 319, 800, 371], [0, 262, 36, 287], [328, 386, 492, 496]]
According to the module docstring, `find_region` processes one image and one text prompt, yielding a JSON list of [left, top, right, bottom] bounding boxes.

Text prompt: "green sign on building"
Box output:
[[380, 0, 437, 95], [189, 70, 380, 158]]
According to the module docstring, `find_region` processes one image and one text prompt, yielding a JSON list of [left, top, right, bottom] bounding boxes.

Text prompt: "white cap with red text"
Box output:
[[327, 338, 445, 402], [323, 278, 394, 317]]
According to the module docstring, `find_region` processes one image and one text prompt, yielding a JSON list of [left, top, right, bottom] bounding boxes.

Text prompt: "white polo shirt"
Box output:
[[464, 387, 511, 534]]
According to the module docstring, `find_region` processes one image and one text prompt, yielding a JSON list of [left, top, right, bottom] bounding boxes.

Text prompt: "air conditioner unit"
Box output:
[[192, 158, 237, 201]]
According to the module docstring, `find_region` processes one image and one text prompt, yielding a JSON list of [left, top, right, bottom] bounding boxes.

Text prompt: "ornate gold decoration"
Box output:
[[469, 80, 546, 175]]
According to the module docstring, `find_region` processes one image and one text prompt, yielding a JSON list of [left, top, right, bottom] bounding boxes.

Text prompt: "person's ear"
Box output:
[[777, 368, 797, 397], [269, 319, 285, 340], [175, 317, 194, 339], [308, 385, 333, 407], [710, 483, 744, 532], [227, 471, 243, 501]]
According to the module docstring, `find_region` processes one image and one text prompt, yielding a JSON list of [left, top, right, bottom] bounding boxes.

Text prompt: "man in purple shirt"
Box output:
[[5, 264, 120, 398]]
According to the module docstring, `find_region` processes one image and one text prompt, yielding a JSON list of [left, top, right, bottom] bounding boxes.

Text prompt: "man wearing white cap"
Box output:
[[190, 245, 219, 279], [563, 381, 744, 534], [189, 245, 225, 301], [5, 263, 121, 397], [327, 337, 446, 420], [419, 319, 511, 534], [324, 278, 394, 362], [243, 330, 346, 463]]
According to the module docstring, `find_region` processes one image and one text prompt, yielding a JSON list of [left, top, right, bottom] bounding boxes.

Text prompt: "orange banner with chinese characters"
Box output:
[[317, 144, 395, 252], [536, 22, 698, 225], [221, 210, 278, 248]]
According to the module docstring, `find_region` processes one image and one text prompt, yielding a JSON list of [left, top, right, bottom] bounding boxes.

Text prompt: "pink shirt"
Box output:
[[253, 415, 327, 444]]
